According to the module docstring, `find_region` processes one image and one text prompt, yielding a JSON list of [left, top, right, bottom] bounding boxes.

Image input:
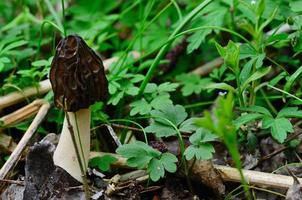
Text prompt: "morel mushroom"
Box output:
[[50, 35, 108, 182]]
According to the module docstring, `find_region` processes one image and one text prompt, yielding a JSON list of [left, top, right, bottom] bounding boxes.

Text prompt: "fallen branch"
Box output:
[[191, 57, 223, 76], [90, 152, 300, 190], [0, 102, 50, 181], [0, 99, 45, 128], [0, 179, 24, 186], [214, 165, 299, 190], [0, 80, 51, 110]]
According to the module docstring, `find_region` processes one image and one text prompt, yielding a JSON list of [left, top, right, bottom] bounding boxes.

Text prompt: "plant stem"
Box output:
[[61, 0, 67, 37], [260, 88, 277, 115], [109, 119, 148, 144], [65, 111, 90, 200], [138, 0, 213, 96]]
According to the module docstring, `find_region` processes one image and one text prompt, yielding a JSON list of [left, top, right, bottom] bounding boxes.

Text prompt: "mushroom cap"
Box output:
[[50, 35, 108, 112]]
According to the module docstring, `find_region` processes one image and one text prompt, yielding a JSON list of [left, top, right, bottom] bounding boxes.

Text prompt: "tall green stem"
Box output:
[[138, 0, 213, 96]]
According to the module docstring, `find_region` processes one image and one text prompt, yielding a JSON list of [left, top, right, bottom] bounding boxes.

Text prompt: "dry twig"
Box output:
[[0, 102, 50, 181]]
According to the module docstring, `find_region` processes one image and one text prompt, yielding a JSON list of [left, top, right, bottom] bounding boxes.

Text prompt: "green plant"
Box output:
[[89, 155, 118, 172], [235, 106, 302, 143], [195, 93, 251, 199], [184, 128, 217, 160], [116, 141, 177, 181], [130, 82, 178, 116]]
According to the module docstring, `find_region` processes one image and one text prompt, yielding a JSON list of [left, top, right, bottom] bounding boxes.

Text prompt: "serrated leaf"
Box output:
[[179, 118, 199, 132], [116, 142, 148, 158], [130, 99, 152, 116], [184, 144, 215, 160], [271, 118, 293, 143], [234, 113, 263, 129], [150, 104, 188, 126], [116, 141, 161, 168], [127, 155, 152, 168], [130, 74, 145, 83], [277, 107, 302, 118], [108, 91, 124, 105], [125, 86, 139, 96], [262, 116, 274, 129], [144, 83, 157, 93], [187, 29, 212, 54], [109, 81, 120, 94], [145, 122, 176, 137], [157, 82, 179, 93], [240, 106, 272, 116], [189, 128, 217, 145], [150, 94, 172, 110]]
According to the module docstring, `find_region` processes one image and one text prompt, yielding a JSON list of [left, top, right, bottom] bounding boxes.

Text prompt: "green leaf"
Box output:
[[148, 158, 164, 182], [150, 104, 188, 126], [116, 141, 161, 168], [239, 106, 272, 116], [189, 128, 217, 145], [0, 57, 10, 63], [187, 29, 212, 53], [225, 41, 240, 73], [130, 99, 152, 116], [290, 1, 302, 12], [204, 82, 236, 92], [234, 113, 264, 129], [127, 155, 152, 168], [176, 74, 212, 96], [284, 66, 302, 93], [125, 86, 139, 96], [1, 40, 27, 54], [242, 67, 271, 90], [184, 144, 215, 160], [215, 41, 226, 57], [239, 57, 255, 84], [271, 118, 293, 143], [32, 60, 50, 67], [109, 81, 120, 94], [262, 116, 274, 129], [130, 74, 145, 83], [116, 142, 148, 159], [89, 155, 118, 171], [150, 94, 172, 110], [179, 118, 199, 132], [160, 153, 177, 173], [144, 83, 158, 93], [145, 104, 188, 137], [240, 44, 257, 59], [277, 107, 302, 118], [108, 91, 124, 105], [269, 72, 286, 86], [157, 82, 179, 93], [256, 0, 265, 17], [145, 121, 176, 137]]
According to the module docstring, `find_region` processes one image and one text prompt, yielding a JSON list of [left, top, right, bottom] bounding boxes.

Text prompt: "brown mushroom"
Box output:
[[50, 35, 108, 182]]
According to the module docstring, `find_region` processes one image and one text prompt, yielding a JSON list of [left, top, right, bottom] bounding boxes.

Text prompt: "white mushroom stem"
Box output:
[[53, 108, 90, 183]]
